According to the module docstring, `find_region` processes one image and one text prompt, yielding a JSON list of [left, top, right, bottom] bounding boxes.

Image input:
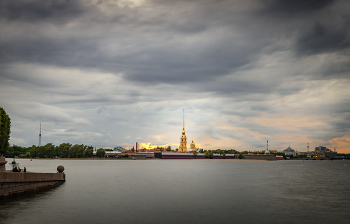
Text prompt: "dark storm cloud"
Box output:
[[296, 21, 350, 55], [1, 0, 349, 86], [258, 0, 350, 57], [261, 0, 336, 15], [0, 0, 85, 24]]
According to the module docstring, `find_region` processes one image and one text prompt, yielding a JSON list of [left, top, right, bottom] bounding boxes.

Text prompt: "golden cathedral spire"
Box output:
[[183, 109, 185, 130], [179, 109, 187, 152]]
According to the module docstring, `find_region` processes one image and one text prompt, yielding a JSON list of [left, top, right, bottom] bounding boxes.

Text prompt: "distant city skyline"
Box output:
[[0, 0, 349, 153]]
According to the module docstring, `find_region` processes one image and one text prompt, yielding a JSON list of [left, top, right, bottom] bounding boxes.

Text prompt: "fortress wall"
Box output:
[[131, 154, 149, 160], [0, 172, 65, 198], [243, 154, 276, 160]]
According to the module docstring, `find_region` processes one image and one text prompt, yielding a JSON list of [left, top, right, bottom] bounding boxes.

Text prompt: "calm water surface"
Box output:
[[1, 159, 349, 224]]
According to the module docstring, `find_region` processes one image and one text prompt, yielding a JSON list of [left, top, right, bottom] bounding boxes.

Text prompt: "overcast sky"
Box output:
[[1, 0, 350, 152]]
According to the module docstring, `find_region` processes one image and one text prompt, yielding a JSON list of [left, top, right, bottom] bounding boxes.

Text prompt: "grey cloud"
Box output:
[[250, 105, 270, 112], [1, 0, 350, 151], [0, 37, 99, 68], [332, 121, 350, 133]]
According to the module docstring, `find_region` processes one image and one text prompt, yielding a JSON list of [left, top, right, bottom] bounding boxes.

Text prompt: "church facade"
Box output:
[[190, 140, 196, 151]]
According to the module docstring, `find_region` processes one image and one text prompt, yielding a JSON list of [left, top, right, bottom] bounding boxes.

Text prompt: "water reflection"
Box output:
[[1, 159, 349, 224], [0, 184, 64, 221]]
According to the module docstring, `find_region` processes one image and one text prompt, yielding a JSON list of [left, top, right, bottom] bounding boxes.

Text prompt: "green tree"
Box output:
[[29, 145, 38, 158], [166, 146, 171, 151], [70, 144, 85, 158], [204, 151, 214, 159], [37, 146, 45, 158], [204, 151, 209, 158], [208, 151, 214, 159], [54, 146, 60, 157], [20, 151, 30, 158], [58, 143, 72, 158], [96, 148, 105, 157], [193, 150, 198, 158], [7, 145, 29, 157], [238, 153, 243, 159], [0, 107, 11, 154], [42, 143, 55, 158], [85, 146, 94, 157]]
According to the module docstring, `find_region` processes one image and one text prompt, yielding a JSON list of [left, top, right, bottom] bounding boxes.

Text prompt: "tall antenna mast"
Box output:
[[39, 123, 41, 146], [267, 140, 268, 150]]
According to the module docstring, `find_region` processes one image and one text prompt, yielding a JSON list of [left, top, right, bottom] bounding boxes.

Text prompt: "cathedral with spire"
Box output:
[[179, 109, 187, 152]]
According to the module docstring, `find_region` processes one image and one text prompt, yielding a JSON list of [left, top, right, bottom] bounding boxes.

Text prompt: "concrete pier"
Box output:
[[0, 157, 7, 172], [0, 157, 65, 198]]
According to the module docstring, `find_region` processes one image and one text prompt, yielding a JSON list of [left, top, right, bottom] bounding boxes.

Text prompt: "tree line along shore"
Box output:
[[4, 143, 107, 158], [5, 143, 350, 160]]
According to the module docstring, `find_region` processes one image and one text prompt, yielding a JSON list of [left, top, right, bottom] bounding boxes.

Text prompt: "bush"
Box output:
[[208, 151, 214, 159], [222, 153, 226, 159]]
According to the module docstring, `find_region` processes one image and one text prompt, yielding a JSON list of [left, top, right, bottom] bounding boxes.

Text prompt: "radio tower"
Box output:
[[307, 143, 309, 152], [267, 140, 268, 151], [39, 123, 42, 146]]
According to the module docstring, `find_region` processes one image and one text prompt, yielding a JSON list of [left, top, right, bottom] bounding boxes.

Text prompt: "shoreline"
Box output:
[[7, 158, 346, 161], [8, 158, 276, 161]]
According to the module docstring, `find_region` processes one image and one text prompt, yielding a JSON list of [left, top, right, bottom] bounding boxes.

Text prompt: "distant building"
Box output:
[[315, 146, 329, 154], [190, 140, 196, 151], [325, 151, 337, 158], [114, 146, 125, 152], [315, 146, 337, 158], [283, 146, 297, 157]]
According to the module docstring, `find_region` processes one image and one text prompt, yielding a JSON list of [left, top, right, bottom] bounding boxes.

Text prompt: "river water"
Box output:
[[1, 158, 349, 224]]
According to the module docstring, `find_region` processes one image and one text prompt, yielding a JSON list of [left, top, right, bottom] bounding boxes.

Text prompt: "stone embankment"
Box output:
[[0, 157, 65, 198]]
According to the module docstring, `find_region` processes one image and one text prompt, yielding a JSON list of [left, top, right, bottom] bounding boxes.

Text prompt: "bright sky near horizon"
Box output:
[[1, 0, 350, 153]]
